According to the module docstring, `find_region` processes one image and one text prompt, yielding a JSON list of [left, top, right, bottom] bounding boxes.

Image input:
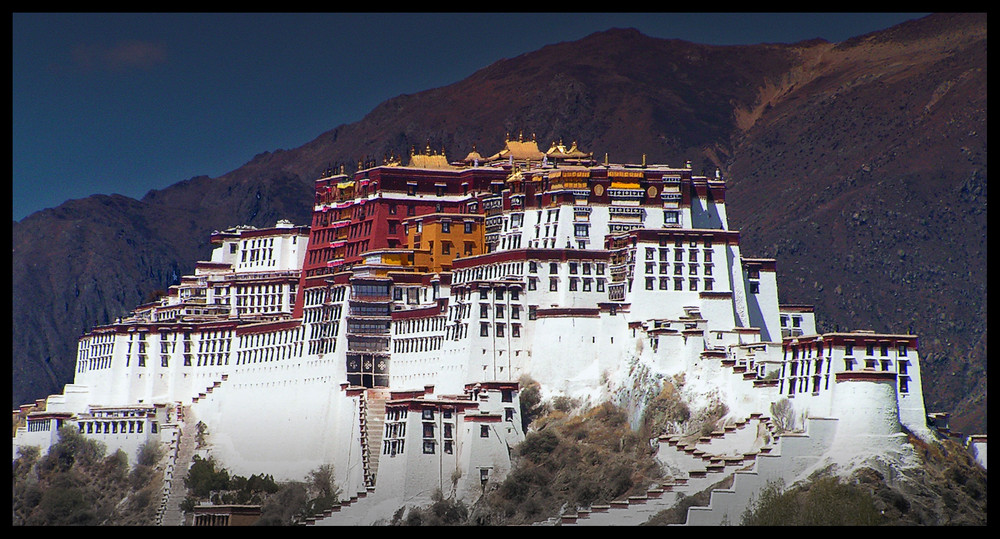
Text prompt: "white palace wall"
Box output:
[[191, 354, 366, 488]]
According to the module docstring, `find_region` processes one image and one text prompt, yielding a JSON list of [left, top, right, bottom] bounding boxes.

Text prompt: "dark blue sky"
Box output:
[[12, 13, 929, 221]]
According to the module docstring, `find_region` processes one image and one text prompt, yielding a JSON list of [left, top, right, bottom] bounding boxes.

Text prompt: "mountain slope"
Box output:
[[11, 13, 986, 433]]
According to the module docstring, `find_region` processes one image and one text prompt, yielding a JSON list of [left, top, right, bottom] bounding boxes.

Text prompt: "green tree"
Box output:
[[185, 455, 230, 497]]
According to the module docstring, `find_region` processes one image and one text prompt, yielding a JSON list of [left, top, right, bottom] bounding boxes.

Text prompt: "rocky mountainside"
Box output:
[[12, 13, 986, 433]]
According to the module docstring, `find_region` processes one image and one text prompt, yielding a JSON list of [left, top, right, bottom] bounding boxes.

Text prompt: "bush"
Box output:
[[185, 455, 230, 497], [551, 395, 577, 413], [641, 381, 690, 437], [257, 482, 309, 526], [308, 464, 339, 501], [770, 398, 796, 433], [741, 476, 883, 526], [13, 445, 41, 478], [394, 490, 469, 526], [136, 440, 164, 467], [518, 376, 546, 431], [694, 397, 728, 437], [38, 426, 106, 474], [474, 401, 662, 525], [28, 485, 97, 526], [103, 449, 130, 482], [129, 461, 156, 491]]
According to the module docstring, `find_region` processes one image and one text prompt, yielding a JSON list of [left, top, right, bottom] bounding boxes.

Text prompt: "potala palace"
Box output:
[[13, 135, 983, 525]]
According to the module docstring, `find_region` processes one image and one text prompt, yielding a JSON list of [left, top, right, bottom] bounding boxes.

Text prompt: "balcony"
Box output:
[[607, 189, 644, 199]]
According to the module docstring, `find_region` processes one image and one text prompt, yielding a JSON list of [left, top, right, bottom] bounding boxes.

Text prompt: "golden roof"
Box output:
[[486, 132, 545, 162], [407, 144, 455, 169], [546, 139, 591, 159], [461, 143, 483, 164]]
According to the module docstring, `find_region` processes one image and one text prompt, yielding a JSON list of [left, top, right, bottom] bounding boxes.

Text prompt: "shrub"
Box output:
[[394, 490, 469, 526], [551, 395, 577, 413], [28, 485, 97, 526], [518, 376, 547, 431], [129, 461, 156, 490], [641, 381, 690, 436], [184, 455, 230, 497], [39, 426, 106, 474], [475, 401, 661, 525], [103, 449, 130, 482], [770, 398, 796, 433], [136, 440, 164, 467], [517, 429, 560, 462], [741, 476, 883, 526], [257, 481, 309, 526], [308, 464, 339, 501], [693, 397, 728, 437]]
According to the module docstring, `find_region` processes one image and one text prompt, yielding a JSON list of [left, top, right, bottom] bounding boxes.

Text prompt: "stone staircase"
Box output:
[[298, 486, 378, 526], [555, 413, 780, 526], [680, 417, 839, 526], [190, 374, 227, 406], [155, 375, 229, 526], [557, 474, 732, 526], [156, 404, 198, 526], [301, 387, 391, 526], [359, 388, 390, 489]]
